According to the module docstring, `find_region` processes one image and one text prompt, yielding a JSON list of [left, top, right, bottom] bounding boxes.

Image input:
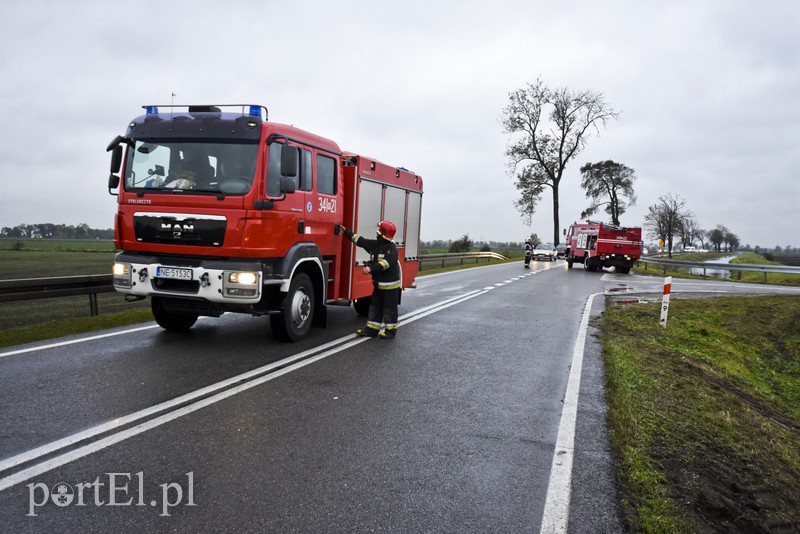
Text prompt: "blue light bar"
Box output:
[[249, 105, 260, 117], [145, 106, 159, 115]]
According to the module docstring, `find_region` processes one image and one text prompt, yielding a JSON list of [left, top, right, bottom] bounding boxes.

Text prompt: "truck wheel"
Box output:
[[151, 297, 198, 331], [271, 273, 314, 342], [616, 266, 631, 274], [567, 257, 573, 269], [584, 255, 595, 272], [353, 296, 371, 316]]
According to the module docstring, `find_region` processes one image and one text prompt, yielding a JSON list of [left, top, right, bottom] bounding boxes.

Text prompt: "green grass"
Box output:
[[730, 252, 800, 285], [0, 307, 154, 349], [0, 249, 116, 279], [601, 296, 800, 531], [0, 240, 147, 348], [0, 237, 116, 252]]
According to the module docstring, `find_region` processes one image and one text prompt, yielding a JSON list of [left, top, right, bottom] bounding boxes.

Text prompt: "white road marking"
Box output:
[[0, 288, 491, 491], [0, 324, 160, 359], [539, 292, 601, 533]]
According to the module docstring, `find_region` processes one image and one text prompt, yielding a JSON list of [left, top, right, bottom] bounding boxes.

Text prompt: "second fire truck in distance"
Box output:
[[564, 221, 642, 274]]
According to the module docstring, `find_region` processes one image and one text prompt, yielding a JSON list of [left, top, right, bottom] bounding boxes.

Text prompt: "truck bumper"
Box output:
[[600, 254, 637, 268], [111, 252, 276, 304]]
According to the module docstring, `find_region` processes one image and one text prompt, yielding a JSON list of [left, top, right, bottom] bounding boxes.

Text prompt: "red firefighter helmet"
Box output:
[[377, 220, 397, 240]]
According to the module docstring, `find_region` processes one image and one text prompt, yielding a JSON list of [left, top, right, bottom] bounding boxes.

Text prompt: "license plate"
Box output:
[[156, 266, 193, 280]]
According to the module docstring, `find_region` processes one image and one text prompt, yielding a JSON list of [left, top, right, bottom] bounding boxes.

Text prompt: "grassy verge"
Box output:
[[730, 252, 800, 285], [601, 296, 800, 532], [0, 308, 155, 349], [0, 293, 152, 349]]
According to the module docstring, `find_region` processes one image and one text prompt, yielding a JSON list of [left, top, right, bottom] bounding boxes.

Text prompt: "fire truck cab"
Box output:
[[107, 104, 422, 341], [564, 221, 642, 274]]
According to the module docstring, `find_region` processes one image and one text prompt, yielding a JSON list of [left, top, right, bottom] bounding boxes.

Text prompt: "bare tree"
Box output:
[[677, 213, 702, 248], [644, 194, 687, 258], [578, 160, 636, 226], [696, 228, 708, 250], [502, 78, 619, 244]]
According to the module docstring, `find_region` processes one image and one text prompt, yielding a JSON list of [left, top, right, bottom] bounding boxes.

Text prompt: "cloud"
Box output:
[[1, 0, 798, 248]]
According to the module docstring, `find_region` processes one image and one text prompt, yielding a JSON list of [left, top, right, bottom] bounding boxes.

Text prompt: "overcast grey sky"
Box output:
[[1, 0, 798, 248]]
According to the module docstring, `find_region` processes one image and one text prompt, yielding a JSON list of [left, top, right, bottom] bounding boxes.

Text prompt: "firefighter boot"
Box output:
[[356, 324, 380, 338], [378, 328, 396, 339]]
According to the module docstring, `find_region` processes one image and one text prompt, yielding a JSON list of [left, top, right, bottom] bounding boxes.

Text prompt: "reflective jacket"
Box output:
[[344, 229, 401, 290]]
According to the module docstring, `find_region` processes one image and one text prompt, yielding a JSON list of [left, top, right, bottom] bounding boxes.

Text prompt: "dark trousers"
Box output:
[[367, 288, 400, 333]]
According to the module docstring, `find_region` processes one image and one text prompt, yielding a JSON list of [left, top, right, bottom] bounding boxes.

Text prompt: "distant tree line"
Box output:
[[642, 194, 743, 257], [0, 223, 113, 240]]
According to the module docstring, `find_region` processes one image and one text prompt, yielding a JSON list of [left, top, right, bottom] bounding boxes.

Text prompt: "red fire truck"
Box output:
[[564, 221, 642, 274], [106, 104, 423, 341]]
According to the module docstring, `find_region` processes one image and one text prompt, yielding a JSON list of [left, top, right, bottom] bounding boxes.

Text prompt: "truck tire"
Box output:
[[353, 296, 371, 316], [271, 273, 314, 342], [151, 297, 198, 331], [584, 255, 595, 272], [567, 257, 574, 269], [616, 265, 631, 274]]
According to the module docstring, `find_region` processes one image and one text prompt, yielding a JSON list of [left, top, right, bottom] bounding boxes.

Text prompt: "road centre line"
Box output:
[[0, 333, 358, 475], [0, 335, 370, 492], [0, 289, 480, 476], [0, 287, 495, 491]]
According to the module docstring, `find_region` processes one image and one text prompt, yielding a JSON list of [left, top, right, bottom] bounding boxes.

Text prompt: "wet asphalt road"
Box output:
[[2, 263, 798, 532]]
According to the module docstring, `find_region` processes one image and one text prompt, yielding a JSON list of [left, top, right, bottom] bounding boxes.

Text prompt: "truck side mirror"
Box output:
[[110, 145, 123, 173], [281, 145, 298, 177], [108, 152, 121, 195], [107, 137, 125, 196], [279, 177, 297, 194]]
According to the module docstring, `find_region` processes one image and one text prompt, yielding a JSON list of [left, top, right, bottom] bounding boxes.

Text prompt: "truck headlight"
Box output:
[[113, 262, 132, 288], [223, 271, 260, 298], [228, 272, 258, 285]]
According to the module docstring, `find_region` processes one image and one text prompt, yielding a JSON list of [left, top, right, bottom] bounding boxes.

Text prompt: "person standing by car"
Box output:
[[336, 221, 401, 339]]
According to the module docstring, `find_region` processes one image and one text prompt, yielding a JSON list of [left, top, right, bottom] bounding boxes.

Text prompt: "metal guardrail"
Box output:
[[0, 274, 115, 316], [2, 255, 794, 317], [0, 253, 510, 315], [418, 251, 508, 270], [638, 258, 800, 282]]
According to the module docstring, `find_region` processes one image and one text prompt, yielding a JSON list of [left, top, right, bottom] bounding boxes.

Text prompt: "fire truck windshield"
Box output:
[[124, 140, 258, 195]]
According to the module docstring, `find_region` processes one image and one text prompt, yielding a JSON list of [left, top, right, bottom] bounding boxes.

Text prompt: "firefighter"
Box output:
[[336, 220, 401, 339], [524, 239, 533, 268]]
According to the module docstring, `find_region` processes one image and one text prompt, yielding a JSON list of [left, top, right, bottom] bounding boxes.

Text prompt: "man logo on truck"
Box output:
[[161, 222, 194, 237], [107, 104, 423, 342]]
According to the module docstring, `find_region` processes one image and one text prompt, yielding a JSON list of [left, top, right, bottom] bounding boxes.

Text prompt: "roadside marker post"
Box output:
[[660, 276, 672, 327]]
